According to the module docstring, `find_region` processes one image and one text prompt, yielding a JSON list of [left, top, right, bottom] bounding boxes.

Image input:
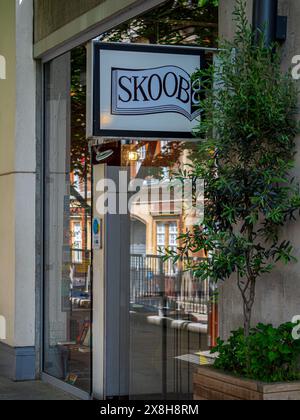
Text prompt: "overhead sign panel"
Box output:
[[93, 43, 205, 138]]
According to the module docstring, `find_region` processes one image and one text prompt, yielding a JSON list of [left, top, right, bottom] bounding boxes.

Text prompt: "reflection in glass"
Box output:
[[44, 47, 92, 393], [126, 141, 208, 400], [94, 140, 209, 399]]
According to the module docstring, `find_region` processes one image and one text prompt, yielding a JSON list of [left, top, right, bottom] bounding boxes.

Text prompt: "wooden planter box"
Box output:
[[194, 366, 300, 400]]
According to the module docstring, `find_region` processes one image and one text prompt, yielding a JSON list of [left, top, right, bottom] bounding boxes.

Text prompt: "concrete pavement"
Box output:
[[0, 376, 78, 400]]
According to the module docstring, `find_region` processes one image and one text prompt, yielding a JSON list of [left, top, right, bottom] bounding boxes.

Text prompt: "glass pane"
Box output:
[[43, 47, 92, 393], [93, 140, 209, 400], [126, 140, 208, 400]]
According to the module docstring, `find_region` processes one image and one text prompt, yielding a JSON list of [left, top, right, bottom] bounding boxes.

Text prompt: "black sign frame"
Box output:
[[93, 42, 205, 139]]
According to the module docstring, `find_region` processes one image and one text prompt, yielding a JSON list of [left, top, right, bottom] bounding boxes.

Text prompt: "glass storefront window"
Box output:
[[126, 141, 207, 399], [44, 47, 92, 393], [92, 139, 208, 399], [43, 0, 218, 399]]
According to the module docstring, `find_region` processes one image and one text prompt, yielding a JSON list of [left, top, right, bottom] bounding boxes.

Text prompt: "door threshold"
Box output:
[[41, 373, 92, 400]]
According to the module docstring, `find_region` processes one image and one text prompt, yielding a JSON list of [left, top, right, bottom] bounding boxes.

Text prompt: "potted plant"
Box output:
[[167, 0, 300, 400], [194, 323, 300, 400]]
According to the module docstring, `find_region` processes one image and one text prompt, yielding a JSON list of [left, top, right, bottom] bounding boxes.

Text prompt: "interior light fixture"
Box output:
[[128, 151, 139, 162]]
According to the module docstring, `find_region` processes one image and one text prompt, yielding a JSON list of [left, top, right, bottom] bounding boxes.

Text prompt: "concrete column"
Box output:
[[219, 0, 253, 41], [0, 0, 36, 379]]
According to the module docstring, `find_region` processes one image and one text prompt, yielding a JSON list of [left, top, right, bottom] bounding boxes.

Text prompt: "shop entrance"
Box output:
[[42, 0, 218, 399], [92, 140, 212, 400], [42, 47, 215, 402]]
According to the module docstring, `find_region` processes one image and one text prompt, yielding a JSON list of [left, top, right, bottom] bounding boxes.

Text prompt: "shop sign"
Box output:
[[92, 217, 102, 250], [93, 43, 205, 138]]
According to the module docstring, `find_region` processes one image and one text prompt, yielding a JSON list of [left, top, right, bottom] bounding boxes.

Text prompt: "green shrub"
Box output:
[[211, 323, 300, 382]]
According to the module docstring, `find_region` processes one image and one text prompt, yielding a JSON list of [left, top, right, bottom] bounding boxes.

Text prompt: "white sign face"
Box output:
[[93, 43, 204, 138]]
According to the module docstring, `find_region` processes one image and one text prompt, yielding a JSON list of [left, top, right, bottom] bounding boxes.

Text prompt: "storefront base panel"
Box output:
[[0, 342, 36, 381], [41, 373, 91, 400]]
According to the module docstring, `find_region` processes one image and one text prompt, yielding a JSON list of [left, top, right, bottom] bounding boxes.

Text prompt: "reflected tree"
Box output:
[[100, 0, 218, 47]]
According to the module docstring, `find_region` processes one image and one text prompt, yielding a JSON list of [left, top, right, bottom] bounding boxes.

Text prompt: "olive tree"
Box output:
[[168, 0, 300, 336]]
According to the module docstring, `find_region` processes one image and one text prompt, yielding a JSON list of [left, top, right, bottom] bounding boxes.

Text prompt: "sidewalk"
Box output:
[[0, 376, 78, 400]]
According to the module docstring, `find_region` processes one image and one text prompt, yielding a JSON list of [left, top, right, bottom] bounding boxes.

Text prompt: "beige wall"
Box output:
[[0, 0, 17, 346], [218, 0, 300, 339], [34, 0, 106, 42], [0, 0, 16, 175]]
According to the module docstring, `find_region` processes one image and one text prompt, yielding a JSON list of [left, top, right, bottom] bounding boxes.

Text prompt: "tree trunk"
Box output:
[[243, 303, 252, 337], [240, 277, 256, 337]]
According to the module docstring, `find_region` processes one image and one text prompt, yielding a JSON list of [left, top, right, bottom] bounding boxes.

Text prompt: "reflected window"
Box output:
[[157, 223, 166, 249], [72, 222, 83, 264], [169, 222, 178, 250]]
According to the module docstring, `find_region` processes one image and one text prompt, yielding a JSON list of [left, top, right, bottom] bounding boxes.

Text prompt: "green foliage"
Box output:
[[166, 0, 300, 336], [198, 0, 219, 7], [212, 323, 300, 382], [101, 0, 218, 47], [71, 46, 88, 177]]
